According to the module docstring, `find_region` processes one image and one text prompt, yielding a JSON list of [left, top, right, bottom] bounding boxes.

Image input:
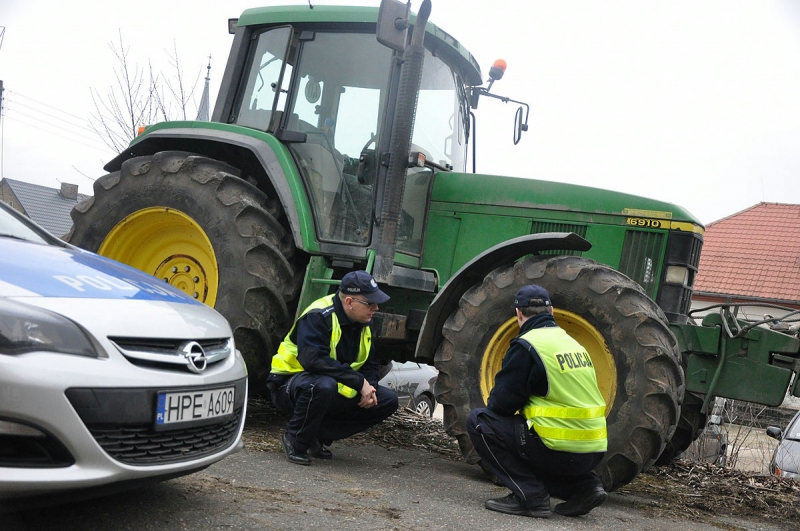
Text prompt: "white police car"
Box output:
[[0, 202, 247, 505]]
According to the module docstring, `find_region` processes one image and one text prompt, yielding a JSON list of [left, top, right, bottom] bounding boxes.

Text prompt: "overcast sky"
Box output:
[[1, 0, 800, 225]]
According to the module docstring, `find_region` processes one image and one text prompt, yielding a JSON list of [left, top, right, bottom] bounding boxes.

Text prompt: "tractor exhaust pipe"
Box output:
[[373, 0, 430, 283]]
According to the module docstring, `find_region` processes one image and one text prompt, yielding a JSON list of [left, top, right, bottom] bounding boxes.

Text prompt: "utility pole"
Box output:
[[1, 27, 7, 178], [0, 79, 4, 179]]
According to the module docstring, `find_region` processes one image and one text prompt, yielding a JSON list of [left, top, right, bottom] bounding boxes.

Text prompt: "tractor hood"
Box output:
[[431, 172, 703, 226]]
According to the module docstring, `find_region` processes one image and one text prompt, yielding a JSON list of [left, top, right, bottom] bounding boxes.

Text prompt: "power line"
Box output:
[[6, 107, 106, 146], [3, 88, 113, 151], [6, 110, 109, 151], [3, 88, 117, 154], [8, 90, 90, 123], [3, 115, 114, 156], [8, 98, 97, 135]]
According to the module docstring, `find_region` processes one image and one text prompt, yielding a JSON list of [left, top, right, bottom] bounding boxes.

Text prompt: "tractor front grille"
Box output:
[[619, 230, 666, 299]]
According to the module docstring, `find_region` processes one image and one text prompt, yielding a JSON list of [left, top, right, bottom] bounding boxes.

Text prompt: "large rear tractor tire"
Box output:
[[67, 151, 303, 380], [434, 255, 684, 492], [655, 391, 706, 465]]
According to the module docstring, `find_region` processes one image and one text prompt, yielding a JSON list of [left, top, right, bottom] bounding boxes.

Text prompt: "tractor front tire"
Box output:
[[434, 255, 684, 492], [68, 151, 302, 380]]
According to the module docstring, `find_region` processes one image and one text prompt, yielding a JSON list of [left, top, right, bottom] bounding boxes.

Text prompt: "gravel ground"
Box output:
[[3, 398, 799, 531]]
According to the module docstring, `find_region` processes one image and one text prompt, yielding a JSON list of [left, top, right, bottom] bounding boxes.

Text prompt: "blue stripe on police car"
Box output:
[[0, 238, 200, 303]]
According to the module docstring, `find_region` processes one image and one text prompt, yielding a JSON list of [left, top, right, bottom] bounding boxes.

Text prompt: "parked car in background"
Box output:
[[685, 414, 728, 465], [766, 409, 800, 480], [379, 361, 438, 417], [0, 202, 248, 507]]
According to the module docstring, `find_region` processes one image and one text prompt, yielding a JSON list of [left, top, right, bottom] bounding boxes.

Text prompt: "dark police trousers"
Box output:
[[272, 372, 398, 452], [467, 407, 604, 507]]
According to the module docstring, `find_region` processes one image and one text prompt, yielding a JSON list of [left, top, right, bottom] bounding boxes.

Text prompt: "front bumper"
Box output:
[[0, 351, 248, 499]]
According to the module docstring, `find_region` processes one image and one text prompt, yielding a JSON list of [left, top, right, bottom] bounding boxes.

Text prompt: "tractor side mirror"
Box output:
[[377, 0, 410, 52]]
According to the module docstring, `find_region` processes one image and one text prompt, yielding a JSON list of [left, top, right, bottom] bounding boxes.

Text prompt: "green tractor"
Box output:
[[68, 0, 800, 491]]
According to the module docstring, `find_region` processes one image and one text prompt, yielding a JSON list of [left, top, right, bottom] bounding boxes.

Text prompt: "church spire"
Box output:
[[196, 56, 211, 121]]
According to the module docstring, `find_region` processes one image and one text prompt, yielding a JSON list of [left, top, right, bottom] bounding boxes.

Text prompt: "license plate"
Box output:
[[156, 387, 235, 426]]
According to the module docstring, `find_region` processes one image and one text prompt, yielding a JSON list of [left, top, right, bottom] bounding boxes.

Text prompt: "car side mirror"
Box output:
[[765, 426, 783, 441]]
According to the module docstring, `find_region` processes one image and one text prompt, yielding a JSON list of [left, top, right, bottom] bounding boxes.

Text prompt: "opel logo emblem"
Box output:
[[180, 341, 207, 373]]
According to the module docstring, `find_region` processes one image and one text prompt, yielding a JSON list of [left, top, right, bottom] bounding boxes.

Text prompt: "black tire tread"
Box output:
[[68, 151, 302, 379], [655, 391, 706, 465], [434, 255, 683, 491]]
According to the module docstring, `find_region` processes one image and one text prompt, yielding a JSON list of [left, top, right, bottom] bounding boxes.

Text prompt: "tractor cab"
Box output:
[[224, 6, 477, 257]]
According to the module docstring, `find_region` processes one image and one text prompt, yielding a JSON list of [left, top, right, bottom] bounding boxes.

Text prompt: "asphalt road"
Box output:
[[2, 440, 789, 531]]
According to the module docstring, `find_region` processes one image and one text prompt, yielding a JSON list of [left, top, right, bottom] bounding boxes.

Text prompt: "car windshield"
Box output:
[[0, 205, 51, 245], [785, 412, 800, 441]]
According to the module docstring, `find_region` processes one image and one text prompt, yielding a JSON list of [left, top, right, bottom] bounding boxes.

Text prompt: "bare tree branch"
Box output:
[[164, 40, 202, 120], [89, 30, 205, 152]]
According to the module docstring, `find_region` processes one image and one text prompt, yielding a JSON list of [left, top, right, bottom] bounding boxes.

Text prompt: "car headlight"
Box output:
[[0, 298, 101, 358]]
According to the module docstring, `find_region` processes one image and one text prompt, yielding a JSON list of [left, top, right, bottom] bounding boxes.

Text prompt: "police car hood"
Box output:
[[0, 237, 230, 338]]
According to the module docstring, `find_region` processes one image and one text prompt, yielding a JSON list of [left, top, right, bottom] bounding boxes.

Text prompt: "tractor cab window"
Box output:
[[411, 50, 469, 173], [395, 50, 470, 258], [284, 31, 393, 244], [233, 26, 293, 130]]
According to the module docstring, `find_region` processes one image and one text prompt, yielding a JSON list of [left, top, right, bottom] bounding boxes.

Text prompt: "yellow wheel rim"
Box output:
[[98, 208, 219, 306], [479, 309, 617, 411]]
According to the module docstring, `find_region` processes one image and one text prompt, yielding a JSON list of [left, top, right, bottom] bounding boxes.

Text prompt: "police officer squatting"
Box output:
[[467, 284, 609, 518], [266, 271, 399, 465]]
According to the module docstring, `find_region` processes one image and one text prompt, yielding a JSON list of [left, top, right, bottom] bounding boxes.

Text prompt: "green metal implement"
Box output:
[[674, 310, 800, 409]]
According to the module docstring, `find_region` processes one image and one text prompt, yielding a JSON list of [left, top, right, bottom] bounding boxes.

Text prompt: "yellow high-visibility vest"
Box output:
[[519, 326, 607, 453], [271, 294, 371, 398]]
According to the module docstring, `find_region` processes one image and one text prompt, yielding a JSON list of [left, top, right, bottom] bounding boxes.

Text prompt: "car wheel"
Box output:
[[414, 395, 435, 418]]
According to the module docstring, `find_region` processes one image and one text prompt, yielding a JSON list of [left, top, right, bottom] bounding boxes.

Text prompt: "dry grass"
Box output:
[[620, 460, 800, 528]]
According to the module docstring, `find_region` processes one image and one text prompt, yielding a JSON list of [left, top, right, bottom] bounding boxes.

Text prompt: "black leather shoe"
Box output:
[[309, 438, 333, 459], [485, 493, 552, 518], [281, 433, 311, 466], [554, 485, 608, 517]]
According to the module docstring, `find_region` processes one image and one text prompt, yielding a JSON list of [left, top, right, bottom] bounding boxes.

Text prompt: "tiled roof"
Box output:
[[694, 203, 800, 303], [3, 178, 90, 238]]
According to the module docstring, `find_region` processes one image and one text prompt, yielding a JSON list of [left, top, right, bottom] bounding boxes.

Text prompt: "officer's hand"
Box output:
[[359, 381, 377, 408]]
